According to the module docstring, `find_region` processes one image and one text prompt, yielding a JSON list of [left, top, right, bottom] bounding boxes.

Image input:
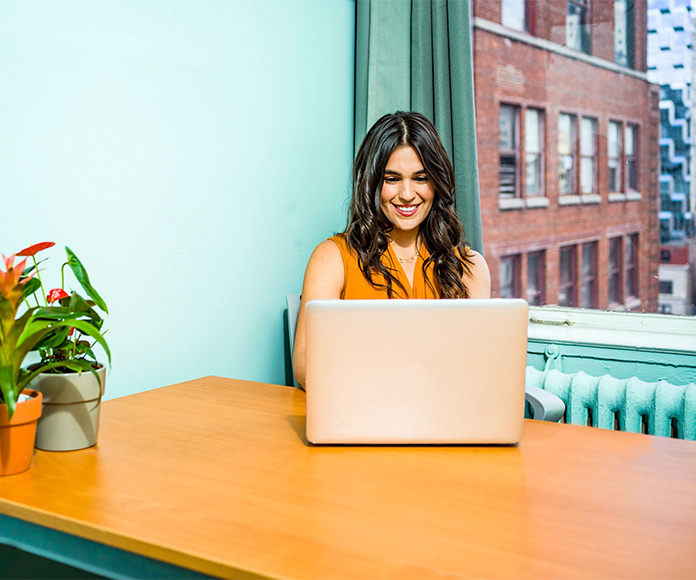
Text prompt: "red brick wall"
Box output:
[[473, 3, 658, 311]]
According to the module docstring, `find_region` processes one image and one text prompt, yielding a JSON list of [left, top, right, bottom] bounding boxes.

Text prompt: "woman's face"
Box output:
[[379, 145, 435, 236]]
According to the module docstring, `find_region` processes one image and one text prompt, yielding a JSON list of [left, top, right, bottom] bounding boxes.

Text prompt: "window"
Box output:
[[526, 251, 545, 305], [559, 246, 577, 306], [580, 117, 597, 194], [625, 233, 638, 299], [614, 0, 634, 67], [609, 237, 623, 305], [502, 0, 526, 31], [659, 280, 674, 294], [567, 0, 590, 54], [625, 125, 638, 191], [581, 242, 597, 308], [558, 113, 577, 195], [608, 121, 621, 192], [499, 255, 521, 298], [499, 105, 519, 197], [525, 108, 544, 196]]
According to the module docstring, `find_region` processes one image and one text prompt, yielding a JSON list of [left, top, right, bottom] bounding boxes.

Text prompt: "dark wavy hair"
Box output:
[[345, 111, 472, 298]]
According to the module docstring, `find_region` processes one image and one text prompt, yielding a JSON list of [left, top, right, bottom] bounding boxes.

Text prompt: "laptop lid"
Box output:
[[305, 298, 529, 445]]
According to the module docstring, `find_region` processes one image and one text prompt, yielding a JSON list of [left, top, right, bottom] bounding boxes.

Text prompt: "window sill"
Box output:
[[528, 305, 696, 353], [608, 192, 627, 202], [581, 194, 602, 205], [559, 195, 581, 206], [625, 297, 642, 310], [525, 197, 549, 209], [627, 191, 642, 202], [499, 198, 525, 210]]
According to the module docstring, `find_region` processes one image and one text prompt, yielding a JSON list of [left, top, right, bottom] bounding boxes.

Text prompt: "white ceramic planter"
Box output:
[[30, 366, 105, 451]]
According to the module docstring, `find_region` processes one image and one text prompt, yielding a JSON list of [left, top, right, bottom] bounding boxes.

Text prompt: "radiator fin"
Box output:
[[526, 367, 696, 440]]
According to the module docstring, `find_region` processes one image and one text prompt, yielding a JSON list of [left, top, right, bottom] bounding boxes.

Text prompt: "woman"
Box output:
[[293, 111, 490, 387]]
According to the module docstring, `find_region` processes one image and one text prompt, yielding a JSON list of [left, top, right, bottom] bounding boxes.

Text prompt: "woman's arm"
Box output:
[[463, 249, 491, 299], [292, 240, 345, 388]]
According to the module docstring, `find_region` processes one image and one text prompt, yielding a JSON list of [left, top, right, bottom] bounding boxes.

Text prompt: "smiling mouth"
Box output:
[[393, 203, 420, 217]]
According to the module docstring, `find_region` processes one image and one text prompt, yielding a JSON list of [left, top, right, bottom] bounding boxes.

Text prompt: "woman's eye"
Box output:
[[414, 175, 428, 183], [384, 176, 399, 183]]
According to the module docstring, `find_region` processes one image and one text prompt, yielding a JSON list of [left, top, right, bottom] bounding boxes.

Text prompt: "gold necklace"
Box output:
[[391, 242, 420, 264]]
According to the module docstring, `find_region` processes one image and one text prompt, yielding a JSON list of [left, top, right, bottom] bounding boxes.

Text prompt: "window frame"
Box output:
[[558, 113, 577, 196], [566, 0, 591, 54], [608, 120, 622, 193], [526, 250, 546, 306], [499, 104, 520, 198], [525, 107, 545, 197], [614, 0, 634, 68], [625, 124, 638, 192], [608, 236, 624, 306], [625, 233, 639, 301], [581, 241, 598, 309], [580, 117, 597, 195], [501, 0, 527, 32], [559, 245, 577, 307], [499, 254, 522, 298]]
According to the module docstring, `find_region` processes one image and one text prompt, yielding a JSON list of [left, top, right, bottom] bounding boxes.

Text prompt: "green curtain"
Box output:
[[354, 0, 483, 252]]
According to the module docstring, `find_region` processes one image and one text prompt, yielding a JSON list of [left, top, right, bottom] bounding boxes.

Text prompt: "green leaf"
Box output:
[[0, 364, 18, 417], [21, 277, 41, 300], [65, 247, 108, 314]]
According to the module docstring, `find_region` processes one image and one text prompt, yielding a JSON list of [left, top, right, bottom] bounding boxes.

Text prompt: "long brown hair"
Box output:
[[345, 111, 472, 298]]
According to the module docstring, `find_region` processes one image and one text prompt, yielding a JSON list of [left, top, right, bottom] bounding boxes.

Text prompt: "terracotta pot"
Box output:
[[0, 389, 43, 476], [31, 366, 105, 452]]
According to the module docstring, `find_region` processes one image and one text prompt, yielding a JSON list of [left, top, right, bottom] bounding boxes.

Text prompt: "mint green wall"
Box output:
[[0, 1, 355, 398]]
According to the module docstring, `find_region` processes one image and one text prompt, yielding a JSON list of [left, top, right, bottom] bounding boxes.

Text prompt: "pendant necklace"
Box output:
[[392, 242, 421, 264]]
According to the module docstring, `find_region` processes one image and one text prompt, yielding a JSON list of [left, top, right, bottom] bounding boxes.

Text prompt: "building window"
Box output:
[[581, 242, 597, 308], [499, 255, 521, 298], [526, 251, 545, 305], [625, 233, 638, 299], [525, 108, 544, 196], [659, 280, 673, 294], [625, 124, 638, 191], [559, 245, 577, 306], [608, 237, 623, 305], [580, 117, 597, 194], [499, 105, 519, 197], [614, 0, 634, 67], [558, 113, 577, 195], [567, 0, 590, 54], [608, 121, 622, 192], [502, 0, 526, 31]]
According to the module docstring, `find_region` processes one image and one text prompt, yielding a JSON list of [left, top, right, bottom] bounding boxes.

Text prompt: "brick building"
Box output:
[[473, 0, 660, 312]]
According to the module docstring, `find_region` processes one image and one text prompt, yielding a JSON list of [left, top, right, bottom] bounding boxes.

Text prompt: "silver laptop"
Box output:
[[305, 298, 529, 445]]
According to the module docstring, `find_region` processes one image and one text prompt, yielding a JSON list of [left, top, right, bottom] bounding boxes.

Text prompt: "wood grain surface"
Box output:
[[1, 377, 695, 579]]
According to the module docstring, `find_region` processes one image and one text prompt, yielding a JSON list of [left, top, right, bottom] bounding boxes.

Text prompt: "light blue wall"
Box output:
[[0, 1, 355, 398]]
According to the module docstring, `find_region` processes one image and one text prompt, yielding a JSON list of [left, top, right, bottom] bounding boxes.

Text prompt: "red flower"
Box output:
[[47, 288, 69, 304], [0, 254, 31, 306], [16, 242, 56, 257]]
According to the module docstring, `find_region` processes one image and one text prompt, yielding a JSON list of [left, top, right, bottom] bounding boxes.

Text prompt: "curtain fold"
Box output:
[[354, 0, 483, 253]]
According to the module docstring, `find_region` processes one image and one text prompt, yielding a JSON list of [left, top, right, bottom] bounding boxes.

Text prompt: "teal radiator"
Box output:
[[526, 367, 696, 440]]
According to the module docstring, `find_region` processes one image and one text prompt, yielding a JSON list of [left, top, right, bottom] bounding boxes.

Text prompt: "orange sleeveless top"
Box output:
[[328, 234, 439, 299]]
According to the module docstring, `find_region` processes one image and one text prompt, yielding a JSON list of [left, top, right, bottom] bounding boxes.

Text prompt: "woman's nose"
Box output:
[[398, 181, 417, 202]]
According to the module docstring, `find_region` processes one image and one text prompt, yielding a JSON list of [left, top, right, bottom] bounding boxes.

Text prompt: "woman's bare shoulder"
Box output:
[[302, 238, 345, 298], [461, 247, 491, 299]]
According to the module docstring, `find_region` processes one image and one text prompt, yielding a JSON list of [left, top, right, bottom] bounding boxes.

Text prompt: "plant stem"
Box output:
[[33, 256, 47, 306]]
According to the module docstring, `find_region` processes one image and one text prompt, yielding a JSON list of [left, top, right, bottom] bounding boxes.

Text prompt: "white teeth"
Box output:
[[396, 205, 417, 211]]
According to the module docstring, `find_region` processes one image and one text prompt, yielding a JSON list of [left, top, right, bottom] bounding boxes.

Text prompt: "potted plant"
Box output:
[[0, 243, 106, 473], [18, 242, 111, 452]]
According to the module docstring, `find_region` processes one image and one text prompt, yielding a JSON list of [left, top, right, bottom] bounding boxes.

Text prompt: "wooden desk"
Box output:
[[1, 377, 695, 579]]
